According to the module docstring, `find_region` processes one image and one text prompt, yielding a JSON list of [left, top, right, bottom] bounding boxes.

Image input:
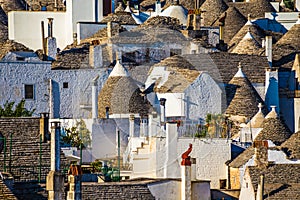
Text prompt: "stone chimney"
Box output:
[[164, 122, 178, 178], [40, 112, 50, 142], [265, 36, 272, 66], [46, 122, 64, 200], [46, 18, 57, 61], [155, 0, 162, 15], [256, 175, 265, 200], [105, 107, 110, 119], [92, 75, 99, 120], [89, 44, 103, 68], [159, 98, 167, 129], [129, 114, 135, 138], [253, 140, 268, 168], [181, 144, 193, 200]]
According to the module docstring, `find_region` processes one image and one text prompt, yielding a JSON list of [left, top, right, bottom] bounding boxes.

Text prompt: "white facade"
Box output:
[[0, 60, 107, 118], [8, 0, 104, 51], [264, 12, 299, 30], [128, 123, 231, 189]]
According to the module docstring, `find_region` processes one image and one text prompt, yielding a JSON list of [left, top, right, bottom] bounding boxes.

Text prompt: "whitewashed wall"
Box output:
[[8, 0, 104, 51], [0, 61, 108, 118]]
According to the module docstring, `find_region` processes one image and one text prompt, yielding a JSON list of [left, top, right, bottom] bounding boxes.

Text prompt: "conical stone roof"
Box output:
[[231, 31, 262, 55], [255, 108, 292, 145], [0, 40, 32, 60], [200, 0, 228, 26], [280, 131, 300, 159], [228, 17, 265, 51], [213, 6, 247, 44], [0, 22, 8, 43], [273, 17, 300, 68], [228, 0, 275, 19], [225, 63, 265, 120], [159, 4, 188, 26], [0, 6, 7, 26], [100, 12, 137, 24], [98, 62, 150, 118], [246, 103, 265, 128], [0, 0, 26, 14]]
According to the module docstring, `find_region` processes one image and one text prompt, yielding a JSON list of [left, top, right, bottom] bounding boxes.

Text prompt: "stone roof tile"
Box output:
[[200, 0, 229, 26], [182, 53, 268, 84], [255, 117, 292, 146], [0, 0, 26, 14], [0, 40, 33, 60], [228, 20, 265, 52], [247, 164, 300, 199], [101, 11, 137, 25], [0, 5, 7, 26], [225, 64, 265, 119], [273, 18, 300, 69], [280, 131, 300, 159], [227, 0, 275, 19], [231, 31, 262, 55], [213, 6, 247, 44]]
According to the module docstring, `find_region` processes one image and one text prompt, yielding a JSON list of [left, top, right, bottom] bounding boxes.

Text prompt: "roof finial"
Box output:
[[234, 62, 246, 78], [246, 14, 252, 25], [258, 103, 263, 112], [266, 105, 278, 119]]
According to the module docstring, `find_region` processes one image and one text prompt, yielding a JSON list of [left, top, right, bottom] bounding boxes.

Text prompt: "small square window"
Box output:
[[24, 84, 34, 99], [16, 57, 25, 61], [170, 49, 182, 56], [63, 82, 69, 88]]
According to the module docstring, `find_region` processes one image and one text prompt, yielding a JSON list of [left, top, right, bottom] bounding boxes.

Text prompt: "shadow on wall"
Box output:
[[53, 80, 60, 118]]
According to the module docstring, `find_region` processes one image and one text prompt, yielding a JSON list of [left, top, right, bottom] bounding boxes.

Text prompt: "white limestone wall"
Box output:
[[8, 11, 69, 51], [264, 12, 299, 30], [148, 180, 181, 200], [177, 138, 231, 189], [157, 93, 185, 117], [184, 72, 223, 121], [0, 61, 108, 118], [0, 62, 51, 115], [239, 170, 255, 200]]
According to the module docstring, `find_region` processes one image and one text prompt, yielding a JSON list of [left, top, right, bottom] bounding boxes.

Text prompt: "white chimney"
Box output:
[[129, 114, 135, 138], [164, 122, 178, 178], [256, 175, 265, 200], [140, 117, 148, 137], [159, 98, 166, 129], [181, 144, 193, 200], [265, 36, 272, 66], [89, 45, 103, 68], [46, 18, 57, 61], [92, 75, 99, 119], [296, 0, 300, 11], [155, 0, 162, 15], [107, 22, 112, 38], [50, 122, 61, 171]]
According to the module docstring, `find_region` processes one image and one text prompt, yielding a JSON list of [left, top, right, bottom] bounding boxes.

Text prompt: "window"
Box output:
[[63, 82, 69, 88], [16, 57, 25, 61], [24, 84, 34, 99], [170, 49, 182, 56]]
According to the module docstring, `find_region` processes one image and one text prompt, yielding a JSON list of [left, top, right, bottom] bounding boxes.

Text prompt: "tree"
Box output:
[[61, 119, 91, 148], [0, 99, 35, 117]]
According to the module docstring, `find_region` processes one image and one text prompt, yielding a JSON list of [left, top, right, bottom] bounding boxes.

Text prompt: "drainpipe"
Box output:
[[92, 75, 99, 120]]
